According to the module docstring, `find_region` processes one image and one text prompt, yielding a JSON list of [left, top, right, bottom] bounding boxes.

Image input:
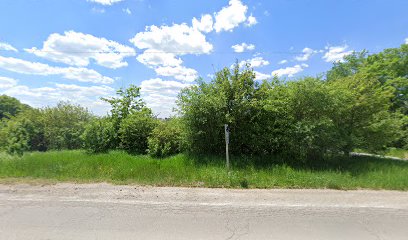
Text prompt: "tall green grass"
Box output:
[[1, 150, 408, 190]]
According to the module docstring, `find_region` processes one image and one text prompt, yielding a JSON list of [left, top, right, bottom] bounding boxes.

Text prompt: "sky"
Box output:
[[0, 0, 407, 117]]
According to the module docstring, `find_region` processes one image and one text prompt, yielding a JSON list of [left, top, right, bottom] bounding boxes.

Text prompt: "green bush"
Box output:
[[148, 118, 185, 157], [118, 109, 157, 154], [82, 117, 115, 153], [0, 110, 46, 155]]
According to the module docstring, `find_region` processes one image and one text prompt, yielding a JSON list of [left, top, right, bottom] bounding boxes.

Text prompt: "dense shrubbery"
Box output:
[[41, 102, 92, 150], [119, 109, 157, 154], [0, 45, 406, 160], [148, 118, 186, 157], [82, 117, 115, 153]]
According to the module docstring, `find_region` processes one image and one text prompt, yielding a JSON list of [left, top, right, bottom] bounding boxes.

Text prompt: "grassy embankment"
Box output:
[[0, 150, 408, 190]]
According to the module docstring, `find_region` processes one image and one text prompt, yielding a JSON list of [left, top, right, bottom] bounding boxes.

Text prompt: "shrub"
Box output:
[[118, 109, 157, 154], [148, 118, 185, 157], [0, 109, 46, 155], [82, 117, 115, 153], [41, 102, 92, 150]]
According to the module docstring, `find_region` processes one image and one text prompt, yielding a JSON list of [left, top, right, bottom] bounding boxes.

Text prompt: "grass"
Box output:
[[0, 150, 408, 190], [384, 148, 408, 159]]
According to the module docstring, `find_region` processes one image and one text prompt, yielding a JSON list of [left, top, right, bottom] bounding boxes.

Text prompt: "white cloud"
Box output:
[[322, 45, 353, 63], [0, 55, 114, 84], [0, 42, 18, 52], [130, 23, 213, 55], [1, 83, 114, 115], [26, 31, 135, 69], [254, 71, 270, 81], [405, 38, 408, 44], [214, 0, 249, 32], [231, 42, 255, 53], [236, 57, 269, 68], [123, 8, 131, 15], [136, 49, 182, 67], [278, 60, 288, 65], [88, 0, 123, 5], [272, 64, 308, 77], [140, 78, 191, 117], [295, 47, 317, 61], [0, 76, 18, 89], [154, 65, 198, 82], [192, 14, 214, 33], [245, 15, 257, 27]]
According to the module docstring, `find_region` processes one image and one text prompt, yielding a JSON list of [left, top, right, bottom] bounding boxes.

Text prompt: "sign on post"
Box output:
[[224, 124, 230, 170]]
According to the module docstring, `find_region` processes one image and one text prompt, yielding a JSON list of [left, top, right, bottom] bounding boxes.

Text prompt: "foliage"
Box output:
[[0, 95, 30, 120], [118, 108, 157, 154], [81, 117, 115, 153], [41, 102, 93, 150], [178, 64, 265, 155], [0, 109, 46, 155], [148, 118, 186, 157], [1, 150, 408, 190]]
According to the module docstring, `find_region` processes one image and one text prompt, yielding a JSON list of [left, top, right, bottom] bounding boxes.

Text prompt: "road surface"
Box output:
[[1, 183, 407, 240]]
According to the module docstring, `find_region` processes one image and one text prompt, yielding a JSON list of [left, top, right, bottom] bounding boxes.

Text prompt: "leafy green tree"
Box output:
[[101, 85, 147, 147], [81, 117, 115, 153], [0, 109, 46, 155], [0, 95, 31, 120], [178, 64, 263, 155], [328, 73, 403, 154], [41, 102, 92, 150], [327, 45, 408, 115], [118, 108, 157, 154], [148, 118, 186, 157]]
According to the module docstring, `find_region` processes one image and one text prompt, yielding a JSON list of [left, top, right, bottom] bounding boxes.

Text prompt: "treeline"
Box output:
[[0, 44, 407, 160]]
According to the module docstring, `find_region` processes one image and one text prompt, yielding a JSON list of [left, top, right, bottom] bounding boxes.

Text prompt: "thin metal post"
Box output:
[[225, 124, 230, 170]]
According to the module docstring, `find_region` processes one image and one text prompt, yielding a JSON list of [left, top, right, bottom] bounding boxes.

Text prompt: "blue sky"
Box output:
[[0, 0, 407, 116]]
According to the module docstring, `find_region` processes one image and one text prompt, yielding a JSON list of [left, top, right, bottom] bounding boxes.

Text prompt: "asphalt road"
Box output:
[[1, 183, 407, 240]]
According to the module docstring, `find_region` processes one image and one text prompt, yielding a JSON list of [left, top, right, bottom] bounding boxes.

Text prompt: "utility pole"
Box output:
[[224, 124, 230, 170]]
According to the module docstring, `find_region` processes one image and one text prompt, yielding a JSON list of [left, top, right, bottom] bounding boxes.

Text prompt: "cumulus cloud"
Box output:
[[88, 0, 123, 5], [214, 0, 249, 32], [130, 23, 213, 55], [0, 42, 18, 52], [295, 47, 318, 61], [272, 64, 308, 77], [405, 38, 408, 44], [130, 22, 212, 81], [136, 49, 182, 67], [322, 45, 353, 63], [0, 76, 18, 89], [154, 65, 198, 82], [26, 31, 135, 69], [0, 55, 114, 84], [1, 82, 114, 115], [192, 14, 214, 33], [236, 57, 269, 68], [231, 43, 255, 53], [245, 15, 257, 27], [140, 78, 191, 117], [278, 60, 288, 64]]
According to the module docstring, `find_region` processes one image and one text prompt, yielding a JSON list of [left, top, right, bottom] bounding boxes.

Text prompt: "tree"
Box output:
[[0, 95, 31, 120], [0, 109, 46, 155], [328, 73, 403, 154], [41, 102, 92, 150], [101, 85, 147, 147], [148, 118, 186, 157], [118, 108, 157, 154], [82, 117, 115, 153]]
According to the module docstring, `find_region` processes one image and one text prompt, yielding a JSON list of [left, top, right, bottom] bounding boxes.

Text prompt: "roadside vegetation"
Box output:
[[0, 150, 407, 190], [0, 44, 407, 190]]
